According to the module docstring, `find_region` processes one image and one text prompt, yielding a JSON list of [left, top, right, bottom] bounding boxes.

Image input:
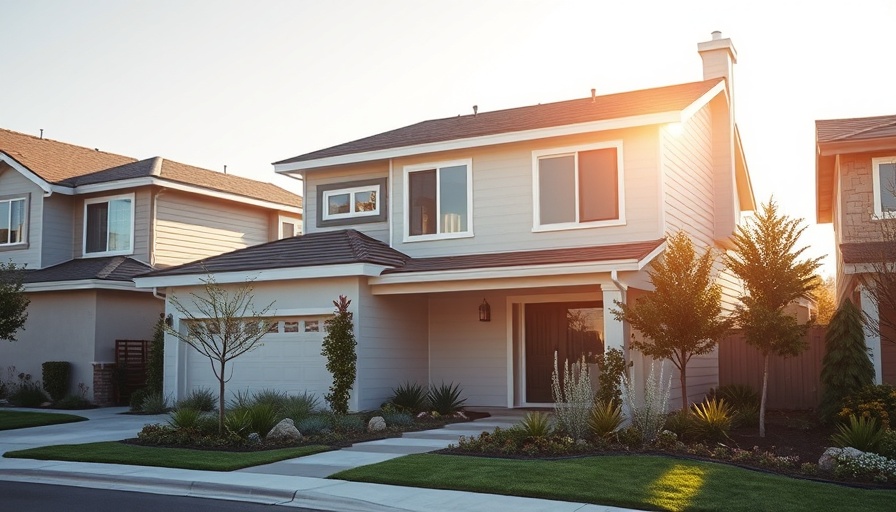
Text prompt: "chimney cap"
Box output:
[[711, 30, 722, 40]]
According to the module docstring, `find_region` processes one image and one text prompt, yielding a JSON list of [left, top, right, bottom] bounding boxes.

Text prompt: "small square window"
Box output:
[[284, 321, 299, 332], [304, 320, 320, 332], [322, 185, 380, 221], [267, 321, 280, 333]]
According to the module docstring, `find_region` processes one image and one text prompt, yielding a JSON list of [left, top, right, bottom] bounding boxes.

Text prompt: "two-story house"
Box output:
[[816, 114, 896, 385], [0, 128, 302, 400], [137, 32, 754, 411]]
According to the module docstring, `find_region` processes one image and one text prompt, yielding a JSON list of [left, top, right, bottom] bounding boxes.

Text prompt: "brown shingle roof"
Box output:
[[816, 115, 896, 144], [276, 79, 723, 166], [381, 239, 665, 274], [840, 241, 896, 264], [0, 128, 301, 208]]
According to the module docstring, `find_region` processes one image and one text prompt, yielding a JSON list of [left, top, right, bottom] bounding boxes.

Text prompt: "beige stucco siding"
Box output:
[[390, 127, 662, 258], [304, 162, 390, 243], [0, 167, 43, 268], [73, 188, 152, 263], [154, 191, 269, 267], [93, 290, 161, 362]]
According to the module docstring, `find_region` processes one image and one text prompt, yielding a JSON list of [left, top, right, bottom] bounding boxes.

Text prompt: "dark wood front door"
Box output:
[[525, 301, 602, 403]]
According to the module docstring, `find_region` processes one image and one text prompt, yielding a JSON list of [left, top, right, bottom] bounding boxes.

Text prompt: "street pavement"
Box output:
[[0, 406, 643, 512]]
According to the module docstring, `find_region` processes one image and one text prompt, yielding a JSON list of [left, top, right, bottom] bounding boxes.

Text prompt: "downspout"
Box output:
[[388, 158, 394, 248], [610, 269, 626, 298], [152, 287, 166, 300], [150, 188, 166, 268]]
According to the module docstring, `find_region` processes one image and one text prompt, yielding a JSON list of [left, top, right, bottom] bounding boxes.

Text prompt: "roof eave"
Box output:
[[134, 263, 390, 289]]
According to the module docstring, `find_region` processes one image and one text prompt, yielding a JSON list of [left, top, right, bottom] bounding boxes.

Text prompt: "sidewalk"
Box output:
[[0, 406, 643, 512]]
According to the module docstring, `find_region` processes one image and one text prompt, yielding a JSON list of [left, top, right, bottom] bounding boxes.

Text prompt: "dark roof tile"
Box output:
[[816, 115, 896, 144], [840, 241, 896, 264], [24, 257, 152, 284]]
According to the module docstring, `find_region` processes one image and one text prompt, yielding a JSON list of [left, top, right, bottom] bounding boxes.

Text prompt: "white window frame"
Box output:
[[531, 141, 625, 232], [321, 184, 381, 221], [403, 158, 474, 242], [83, 193, 136, 257], [0, 196, 28, 247], [871, 156, 896, 219], [278, 215, 301, 239]]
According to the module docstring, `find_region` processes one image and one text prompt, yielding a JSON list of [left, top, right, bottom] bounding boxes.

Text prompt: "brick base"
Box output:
[[92, 362, 117, 406]]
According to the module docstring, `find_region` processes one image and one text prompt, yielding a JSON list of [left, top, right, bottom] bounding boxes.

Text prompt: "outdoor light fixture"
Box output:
[[479, 299, 491, 322], [165, 313, 174, 327]]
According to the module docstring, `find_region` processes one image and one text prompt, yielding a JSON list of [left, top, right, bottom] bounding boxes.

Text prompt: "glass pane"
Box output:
[[9, 199, 24, 243], [0, 201, 9, 244], [267, 322, 280, 333], [304, 320, 320, 332], [85, 202, 108, 253], [355, 190, 377, 212], [284, 321, 299, 333], [880, 162, 896, 213], [409, 169, 436, 235], [327, 193, 350, 215], [439, 165, 468, 233], [566, 307, 603, 363], [579, 148, 619, 222], [538, 155, 576, 224], [107, 198, 132, 251], [281, 222, 294, 238]]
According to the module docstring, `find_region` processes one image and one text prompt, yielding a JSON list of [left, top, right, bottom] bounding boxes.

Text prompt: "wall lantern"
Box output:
[[479, 299, 491, 322], [165, 313, 174, 327]]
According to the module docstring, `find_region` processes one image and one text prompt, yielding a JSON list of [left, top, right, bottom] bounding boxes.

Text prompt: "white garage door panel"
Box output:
[[184, 318, 331, 401]]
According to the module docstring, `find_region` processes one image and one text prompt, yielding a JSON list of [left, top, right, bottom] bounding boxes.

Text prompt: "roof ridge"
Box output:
[[345, 229, 370, 261], [829, 118, 896, 141], [0, 127, 136, 161], [96, 257, 127, 279]]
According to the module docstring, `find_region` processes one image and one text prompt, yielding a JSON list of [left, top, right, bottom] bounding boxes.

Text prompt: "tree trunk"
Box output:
[[680, 364, 688, 410], [218, 360, 226, 435], [759, 353, 769, 438]]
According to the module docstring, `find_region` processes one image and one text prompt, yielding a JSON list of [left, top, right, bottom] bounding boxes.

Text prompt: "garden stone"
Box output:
[[247, 432, 261, 444], [368, 416, 386, 432], [266, 418, 302, 442], [818, 447, 842, 471]]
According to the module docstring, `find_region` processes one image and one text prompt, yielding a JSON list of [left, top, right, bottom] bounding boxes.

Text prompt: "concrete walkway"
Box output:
[[0, 406, 644, 512]]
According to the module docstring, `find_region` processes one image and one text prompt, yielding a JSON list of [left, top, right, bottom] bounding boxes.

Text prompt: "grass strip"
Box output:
[[4, 441, 330, 471], [0, 410, 87, 431], [332, 453, 896, 512]]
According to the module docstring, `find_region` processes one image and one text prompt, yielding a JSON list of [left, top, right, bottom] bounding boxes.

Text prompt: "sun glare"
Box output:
[[647, 464, 706, 512]]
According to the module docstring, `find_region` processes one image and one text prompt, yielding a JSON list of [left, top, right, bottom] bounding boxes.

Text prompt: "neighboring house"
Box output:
[[136, 32, 755, 411], [816, 114, 896, 385], [0, 128, 302, 400]]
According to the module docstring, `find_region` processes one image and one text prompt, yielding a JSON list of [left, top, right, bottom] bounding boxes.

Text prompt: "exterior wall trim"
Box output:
[[135, 263, 391, 288]]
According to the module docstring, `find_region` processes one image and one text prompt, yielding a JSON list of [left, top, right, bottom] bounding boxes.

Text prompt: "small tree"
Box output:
[[146, 315, 165, 395], [165, 275, 273, 434], [811, 275, 837, 326], [725, 199, 822, 437], [612, 231, 733, 409], [321, 295, 357, 414], [0, 261, 30, 341], [819, 299, 874, 422]]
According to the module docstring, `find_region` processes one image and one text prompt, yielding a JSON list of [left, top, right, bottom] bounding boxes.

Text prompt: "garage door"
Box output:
[[184, 316, 332, 401]]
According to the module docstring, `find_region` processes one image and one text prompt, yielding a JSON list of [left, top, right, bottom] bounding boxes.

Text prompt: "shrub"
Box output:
[[129, 388, 149, 412], [55, 385, 91, 410], [9, 373, 49, 407], [228, 389, 253, 410], [428, 382, 466, 415], [282, 392, 320, 422], [390, 381, 429, 412], [595, 348, 627, 408], [551, 354, 593, 440], [168, 407, 203, 429], [41, 361, 71, 401], [297, 415, 331, 436], [819, 299, 874, 422], [518, 411, 553, 438], [710, 384, 759, 409], [831, 414, 885, 452], [321, 295, 357, 414], [147, 316, 165, 394], [246, 403, 280, 435], [834, 450, 896, 483], [621, 361, 671, 444], [223, 408, 252, 437], [176, 388, 217, 412], [454, 427, 584, 457], [839, 384, 896, 430], [691, 398, 733, 442], [878, 429, 896, 459], [588, 401, 623, 438], [381, 410, 413, 427], [332, 413, 365, 433], [663, 410, 695, 440], [141, 391, 169, 414], [251, 388, 290, 412]]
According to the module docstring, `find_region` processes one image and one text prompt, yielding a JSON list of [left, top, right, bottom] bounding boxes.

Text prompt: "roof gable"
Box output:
[[817, 115, 896, 143], [276, 79, 724, 170]]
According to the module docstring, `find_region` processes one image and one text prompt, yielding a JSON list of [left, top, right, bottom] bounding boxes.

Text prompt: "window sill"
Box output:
[[82, 249, 134, 258], [0, 243, 29, 252], [532, 219, 626, 232], [403, 231, 474, 243]]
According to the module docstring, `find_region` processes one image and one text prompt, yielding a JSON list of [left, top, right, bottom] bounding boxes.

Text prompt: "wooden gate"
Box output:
[[115, 339, 150, 403], [718, 327, 826, 410]]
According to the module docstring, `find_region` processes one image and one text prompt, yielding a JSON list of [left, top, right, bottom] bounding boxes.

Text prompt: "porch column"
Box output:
[[860, 285, 884, 384], [602, 286, 626, 353]]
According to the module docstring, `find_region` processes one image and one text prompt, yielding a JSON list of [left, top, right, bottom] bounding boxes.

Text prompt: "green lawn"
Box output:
[[0, 410, 87, 431], [332, 454, 896, 512], [4, 441, 331, 471]]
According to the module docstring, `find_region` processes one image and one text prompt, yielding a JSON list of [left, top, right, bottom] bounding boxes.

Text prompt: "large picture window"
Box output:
[[0, 197, 26, 246], [405, 159, 472, 240], [872, 157, 896, 218], [84, 194, 134, 255], [533, 142, 624, 230]]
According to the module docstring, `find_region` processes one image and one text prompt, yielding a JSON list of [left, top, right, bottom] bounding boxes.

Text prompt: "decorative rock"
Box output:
[[266, 418, 302, 443], [416, 412, 428, 418], [368, 416, 386, 432], [455, 411, 467, 420], [247, 432, 261, 444], [818, 447, 842, 471]]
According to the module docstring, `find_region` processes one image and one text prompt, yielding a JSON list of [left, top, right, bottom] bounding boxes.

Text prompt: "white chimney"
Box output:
[[697, 31, 737, 113]]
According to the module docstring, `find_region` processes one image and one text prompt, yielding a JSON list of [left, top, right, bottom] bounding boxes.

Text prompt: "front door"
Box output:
[[524, 301, 603, 403]]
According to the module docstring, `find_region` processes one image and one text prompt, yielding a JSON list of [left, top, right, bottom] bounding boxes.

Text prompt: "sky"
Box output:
[[3, 0, 895, 276]]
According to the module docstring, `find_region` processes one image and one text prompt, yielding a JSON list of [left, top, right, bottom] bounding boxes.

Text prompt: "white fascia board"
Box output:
[[0, 153, 56, 194], [135, 263, 389, 288], [171, 307, 334, 320], [24, 280, 143, 293], [369, 259, 644, 287], [679, 81, 726, 123], [274, 111, 682, 174], [637, 241, 667, 270], [371, 273, 605, 295]]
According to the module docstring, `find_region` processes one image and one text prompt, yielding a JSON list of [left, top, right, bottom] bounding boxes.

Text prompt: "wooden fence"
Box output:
[[115, 339, 150, 403], [718, 326, 826, 410]]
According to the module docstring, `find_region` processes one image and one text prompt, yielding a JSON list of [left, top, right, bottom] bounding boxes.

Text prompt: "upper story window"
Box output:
[[0, 197, 27, 246], [84, 193, 134, 256], [532, 141, 625, 231], [279, 215, 301, 239], [323, 185, 380, 221], [404, 159, 472, 241], [872, 157, 896, 218]]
